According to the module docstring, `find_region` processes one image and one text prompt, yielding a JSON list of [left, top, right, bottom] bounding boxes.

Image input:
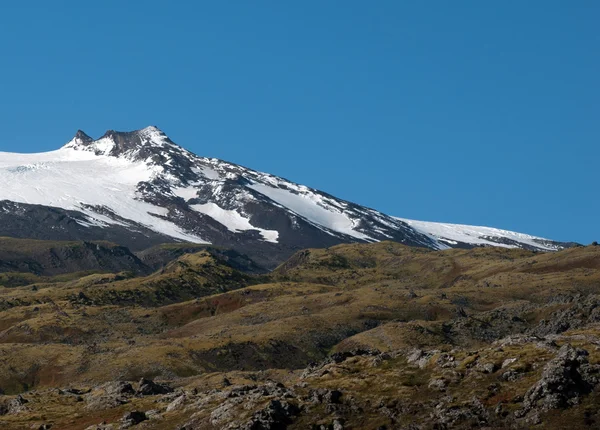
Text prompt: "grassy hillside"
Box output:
[[1, 241, 600, 428], [0, 237, 149, 277]]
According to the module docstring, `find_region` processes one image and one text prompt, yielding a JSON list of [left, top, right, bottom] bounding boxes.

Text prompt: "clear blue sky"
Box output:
[[0, 1, 598, 244]]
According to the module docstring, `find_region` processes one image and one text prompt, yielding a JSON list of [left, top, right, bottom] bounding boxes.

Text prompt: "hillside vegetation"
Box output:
[[1, 240, 600, 429]]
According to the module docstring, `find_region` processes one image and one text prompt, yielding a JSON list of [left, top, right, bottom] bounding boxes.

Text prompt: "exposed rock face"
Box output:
[[530, 295, 600, 337], [519, 344, 600, 417], [0, 201, 174, 252], [0, 237, 150, 277]]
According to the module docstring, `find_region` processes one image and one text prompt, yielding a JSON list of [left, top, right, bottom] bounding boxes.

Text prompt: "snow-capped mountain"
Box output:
[[0, 127, 573, 267]]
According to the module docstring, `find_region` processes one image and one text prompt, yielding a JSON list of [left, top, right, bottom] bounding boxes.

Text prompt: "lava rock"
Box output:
[[518, 344, 600, 417], [242, 399, 299, 430], [120, 411, 147, 428], [137, 378, 173, 396]]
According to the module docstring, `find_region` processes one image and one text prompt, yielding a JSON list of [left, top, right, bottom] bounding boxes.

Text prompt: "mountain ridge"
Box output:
[[0, 126, 575, 267]]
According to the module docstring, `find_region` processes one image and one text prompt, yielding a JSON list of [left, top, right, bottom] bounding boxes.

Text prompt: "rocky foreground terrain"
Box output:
[[1, 239, 600, 429]]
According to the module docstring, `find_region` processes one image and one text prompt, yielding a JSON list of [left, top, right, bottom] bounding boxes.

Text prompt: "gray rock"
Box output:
[[309, 389, 342, 404], [242, 399, 300, 430], [166, 394, 187, 412], [501, 369, 522, 382], [145, 409, 162, 420], [502, 358, 517, 368], [477, 362, 498, 374], [332, 418, 345, 430], [105, 382, 135, 397], [406, 349, 437, 369], [428, 378, 447, 392], [520, 344, 600, 416], [120, 411, 147, 428], [432, 398, 489, 428], [137, 378, 173, 396], [7, 395, 29, 414], [436, 353, 458, 368]]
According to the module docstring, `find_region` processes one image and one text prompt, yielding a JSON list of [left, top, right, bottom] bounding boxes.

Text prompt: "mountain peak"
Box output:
[[139, 125, 163, 134], [64, 126, 177, 158], [64, 130, 94, 148], [99, 125, 166, 142], [74, 129, 93, 142]]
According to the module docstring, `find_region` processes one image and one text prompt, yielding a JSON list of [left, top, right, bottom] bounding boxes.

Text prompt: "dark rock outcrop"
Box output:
[[137, 378, 174, 396], [517, 344, 600, 419]]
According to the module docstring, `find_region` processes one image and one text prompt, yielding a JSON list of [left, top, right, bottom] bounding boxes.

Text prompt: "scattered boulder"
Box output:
[[432, 398, 489, 428], [309, 389, 343, 404], [85, 381, 136, 411], [502, 358, 517, 368], [436, 353, 458, 368], [302, 349, 382, 378], [6, 395, 29, 414], [137, 378, 173, 396], [103, 381, 135, 397], [145, 409, 162, 420], [476, 362, 498, 374], [494, 335, 546, 348], [501, 369, 523, 382], [242, 399, 299, 430], [166, 394, 187, 412], [517, 344, 600, 419], [332, 418, 345, 430], [406, 349, 437, 369], [120, 411, 147, 428], [428, 378, 447, 392], [210, 397, 245, 427]]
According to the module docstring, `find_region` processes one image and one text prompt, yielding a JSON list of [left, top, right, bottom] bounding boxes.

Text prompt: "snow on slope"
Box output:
[[247, 182, 374, 241], [190, 202, 279, 243], [0, 144, 207, 243], [0, 126, 569, 255], [397, 218, 561, 251]]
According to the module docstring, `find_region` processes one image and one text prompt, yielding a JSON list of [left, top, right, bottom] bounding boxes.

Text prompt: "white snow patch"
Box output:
[[172, 186, 199, 201], [247, 182, 372, 240], [193, 166, 220, 180], [396, 218, 559, 251], [190, 202, 279, 243], [88, 137, 115, 155], [0, 146, 208, 244]]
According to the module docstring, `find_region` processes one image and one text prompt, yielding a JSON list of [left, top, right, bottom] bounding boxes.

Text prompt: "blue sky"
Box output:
[[0, 1, 598, 244]]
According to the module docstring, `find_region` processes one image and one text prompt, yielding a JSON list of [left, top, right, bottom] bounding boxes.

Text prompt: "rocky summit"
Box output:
[[0, 127, 575, 269]]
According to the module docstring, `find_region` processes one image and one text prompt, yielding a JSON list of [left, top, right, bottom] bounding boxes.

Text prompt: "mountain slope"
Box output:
[[0, 126, 572, 267], [0, 237, 149, 277], [397, 218, 576, 251]]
